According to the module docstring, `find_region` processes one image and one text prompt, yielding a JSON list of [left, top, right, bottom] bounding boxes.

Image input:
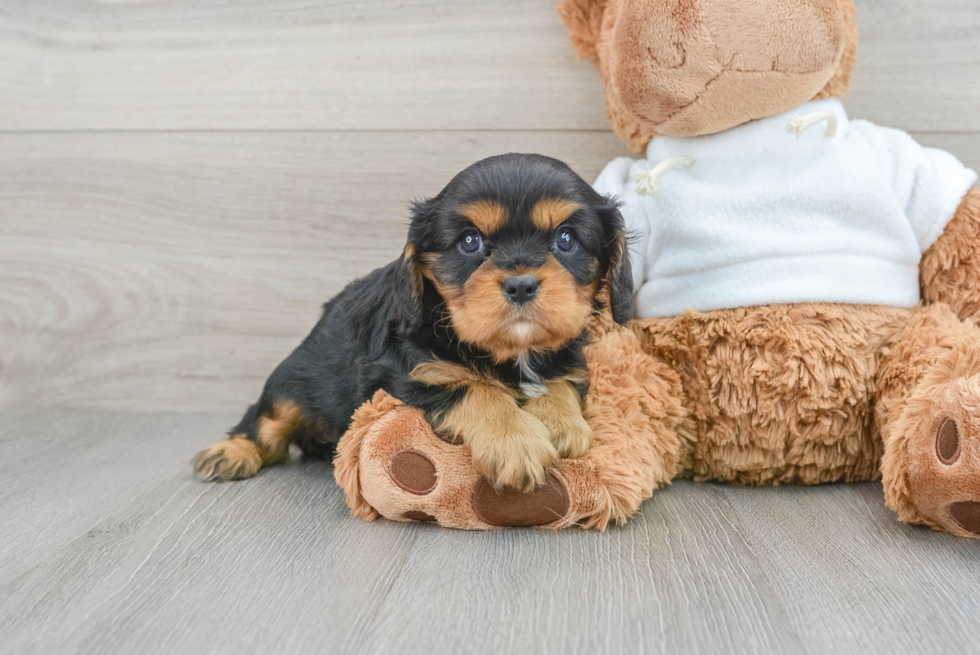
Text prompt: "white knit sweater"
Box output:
[[594, 99, 978, 319]]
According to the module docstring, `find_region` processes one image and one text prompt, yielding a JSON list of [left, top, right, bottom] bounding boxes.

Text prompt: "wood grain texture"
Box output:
[[0, 0, 609, 131], [3, 410, 980, 655], [719, 483, 980, 654], [847, 0, 980, 132], [0, 0, 977, 132], [0, 409, 239, 587]]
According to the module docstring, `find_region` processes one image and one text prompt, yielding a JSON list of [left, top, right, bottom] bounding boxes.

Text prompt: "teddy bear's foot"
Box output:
[[333, 392, 577, 529], [934, 419, 980, 536], [907, 406, 980, 538], [333, 327, 688, 530], [876, 303, 980, 538], [387, 441, 571, 527], [887, 374, 980, 538]]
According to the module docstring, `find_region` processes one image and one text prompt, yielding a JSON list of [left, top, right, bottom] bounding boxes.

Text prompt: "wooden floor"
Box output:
[[2, 1, 979, 653]]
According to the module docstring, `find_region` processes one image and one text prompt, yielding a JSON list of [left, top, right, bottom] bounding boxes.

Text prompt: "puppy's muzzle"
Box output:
[[502, 275, 540, 305]]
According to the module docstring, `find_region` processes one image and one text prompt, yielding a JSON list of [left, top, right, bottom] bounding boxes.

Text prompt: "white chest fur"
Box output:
[[516, 355, 548, 398]]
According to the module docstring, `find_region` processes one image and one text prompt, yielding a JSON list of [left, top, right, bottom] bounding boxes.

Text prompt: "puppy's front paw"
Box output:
[[550, 412, 593, 459], [522, 381, 594, 459], [471, 411, 558, 493]]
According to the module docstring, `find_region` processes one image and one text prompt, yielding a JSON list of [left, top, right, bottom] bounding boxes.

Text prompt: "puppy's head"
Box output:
[[404, 153, 632, 362]]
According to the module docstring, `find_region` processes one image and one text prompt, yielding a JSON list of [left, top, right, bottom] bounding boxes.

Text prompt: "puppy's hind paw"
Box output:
[[193, 438, 262, 482]]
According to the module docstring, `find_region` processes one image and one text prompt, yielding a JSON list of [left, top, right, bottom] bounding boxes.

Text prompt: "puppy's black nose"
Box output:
[[502, 275, 540, 305]]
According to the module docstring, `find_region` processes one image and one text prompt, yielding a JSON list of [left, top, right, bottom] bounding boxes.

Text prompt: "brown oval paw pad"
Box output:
[[402, 511, 437, 522], [388, 450, 437, 495], [471, 473, 569, 527], [936, 417, 961, 465], [948, 501, 980, 537]]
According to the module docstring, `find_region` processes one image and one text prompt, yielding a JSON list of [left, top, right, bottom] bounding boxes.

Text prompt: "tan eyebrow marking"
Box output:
[[459, 200, 509, 234], [530, 198, 581, 230]]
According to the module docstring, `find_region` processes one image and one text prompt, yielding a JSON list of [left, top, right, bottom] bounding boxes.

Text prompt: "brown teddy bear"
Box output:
[[333, 0, 980, 538]]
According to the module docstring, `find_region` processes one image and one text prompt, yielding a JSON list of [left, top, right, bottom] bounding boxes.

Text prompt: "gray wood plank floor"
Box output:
[[3, 409, 980, 655], [2, 0, 979, 653]]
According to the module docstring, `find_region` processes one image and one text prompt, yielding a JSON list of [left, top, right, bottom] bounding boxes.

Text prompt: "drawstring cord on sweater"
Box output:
[[786, 109, 839, 138], [634, 156, 696, 197]]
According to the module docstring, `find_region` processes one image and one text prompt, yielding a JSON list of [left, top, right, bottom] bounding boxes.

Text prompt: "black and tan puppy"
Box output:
[[194, 153, 632, 491]]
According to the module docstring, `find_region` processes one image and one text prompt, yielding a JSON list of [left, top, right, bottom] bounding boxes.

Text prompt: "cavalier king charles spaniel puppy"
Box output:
[[194, 153, 632, 491]]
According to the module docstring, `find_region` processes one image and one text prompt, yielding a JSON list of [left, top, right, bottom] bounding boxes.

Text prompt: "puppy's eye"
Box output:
[[554, 229, 576, 252], [459, 232, 484, 254]]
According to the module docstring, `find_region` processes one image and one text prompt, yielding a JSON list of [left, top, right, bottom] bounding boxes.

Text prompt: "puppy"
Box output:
[[193, 153, 633, 491]]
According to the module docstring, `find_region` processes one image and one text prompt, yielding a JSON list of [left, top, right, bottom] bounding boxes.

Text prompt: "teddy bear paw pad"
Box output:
[[401, 510, 438, 523], [388, 449, 437, 495], [947, 501, 980, 536], [936, 417, 961, 465], [471, 473, 570, 527]]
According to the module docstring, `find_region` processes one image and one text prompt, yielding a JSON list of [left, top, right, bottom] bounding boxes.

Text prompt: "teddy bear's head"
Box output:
[[559, 0, 858, 152]]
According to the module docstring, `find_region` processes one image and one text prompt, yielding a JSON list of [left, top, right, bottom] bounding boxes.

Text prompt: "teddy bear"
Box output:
[[332, 0, 980, 538]]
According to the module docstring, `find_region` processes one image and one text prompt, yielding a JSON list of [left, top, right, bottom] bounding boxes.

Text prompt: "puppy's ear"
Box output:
[[399, 242, 424, 310], [597, 195, 634, 325], [397, 197, 437, 325]]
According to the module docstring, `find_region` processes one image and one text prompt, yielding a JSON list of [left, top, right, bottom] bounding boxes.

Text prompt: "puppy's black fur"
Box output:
[[195, 153, 632, 481]]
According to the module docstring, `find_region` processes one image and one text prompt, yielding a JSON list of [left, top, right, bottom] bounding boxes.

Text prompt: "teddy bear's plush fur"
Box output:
[[333, 0, 980, 537]]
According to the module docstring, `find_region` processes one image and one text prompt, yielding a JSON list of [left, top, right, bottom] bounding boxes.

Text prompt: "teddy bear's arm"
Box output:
[[921, 186, 980, 322]]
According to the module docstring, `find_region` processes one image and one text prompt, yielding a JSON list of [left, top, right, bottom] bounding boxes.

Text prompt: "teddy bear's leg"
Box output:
[[334, 326, 689, 530], [921, 186, 980, 321], [876, 302, 980, 537]]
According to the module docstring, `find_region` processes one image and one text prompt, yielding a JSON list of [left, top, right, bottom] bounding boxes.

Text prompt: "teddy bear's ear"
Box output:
[[559, 0, 657, 153], [814, 0, 859, 100], [558, 0, 609, 62]]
